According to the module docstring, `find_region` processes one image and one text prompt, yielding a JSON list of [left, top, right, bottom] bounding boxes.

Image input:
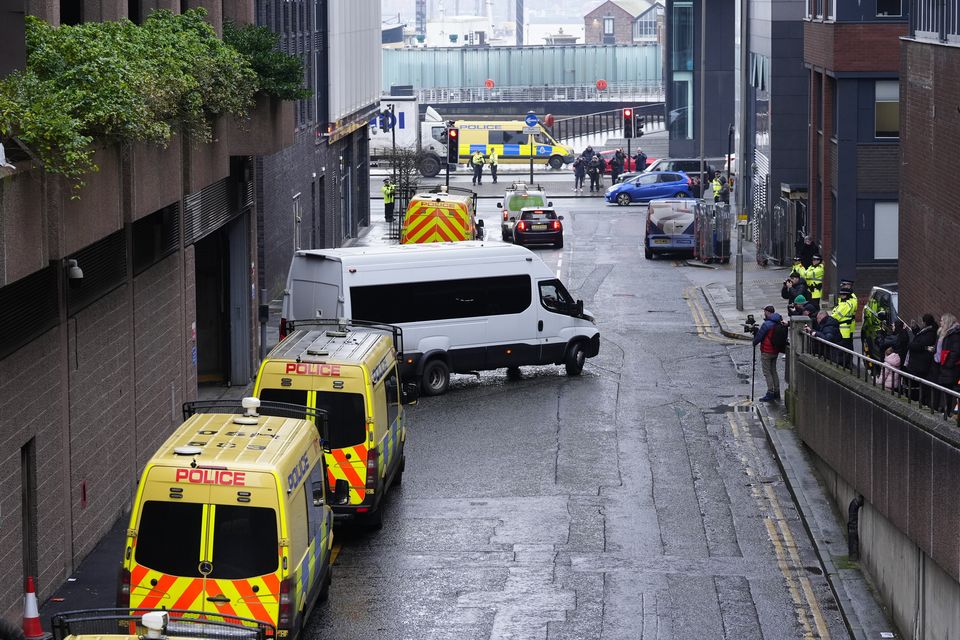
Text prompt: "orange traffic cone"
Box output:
[[22, 577, 46, 640]]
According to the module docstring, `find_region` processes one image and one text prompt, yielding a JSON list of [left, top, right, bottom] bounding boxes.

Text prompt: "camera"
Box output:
[[743, 314, 758, 335]]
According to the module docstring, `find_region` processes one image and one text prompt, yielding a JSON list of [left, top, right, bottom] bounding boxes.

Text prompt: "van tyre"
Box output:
[[418, 154, 441, 178], [564, 342, 586, 376], [319, 568, 331, 602], [549, 155, 564, 170], [394, 455, 405, 486], [365, 507, 384, 531], [421, 359, 450, 396]]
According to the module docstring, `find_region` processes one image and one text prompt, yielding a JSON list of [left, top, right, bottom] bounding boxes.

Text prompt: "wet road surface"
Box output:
[[309, 197, 850, 639]]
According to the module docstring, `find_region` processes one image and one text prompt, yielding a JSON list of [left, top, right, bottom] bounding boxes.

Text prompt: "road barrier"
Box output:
[[693, 202, 732, 264]]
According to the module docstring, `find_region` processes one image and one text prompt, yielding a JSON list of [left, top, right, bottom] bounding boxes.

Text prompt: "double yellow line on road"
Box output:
[[683, 286, 741, 345], [728, 403, 831, 639]]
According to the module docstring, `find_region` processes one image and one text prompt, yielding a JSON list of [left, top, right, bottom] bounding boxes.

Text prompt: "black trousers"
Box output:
[[472, 165, 483, 184], [490, 164, 497, 183], [384, 202, 394, 222]]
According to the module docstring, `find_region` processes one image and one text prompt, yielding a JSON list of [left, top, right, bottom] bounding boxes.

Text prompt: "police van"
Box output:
[[118, 398, 347, 640], [455, 120, 574, 170], [401, 185, 482, 244], [279, 243, 600, 396], [254, 321, 413, 529]]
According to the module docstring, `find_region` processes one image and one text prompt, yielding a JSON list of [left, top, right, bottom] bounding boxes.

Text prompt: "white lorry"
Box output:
[[368, 95, 450, 178]]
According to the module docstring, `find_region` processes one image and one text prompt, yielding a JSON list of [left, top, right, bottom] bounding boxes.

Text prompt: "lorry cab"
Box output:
[[401, 185, 482, 244], [455, 120, 574, 170], [119, 399, 347, 640], [254, 321, 412, 529]]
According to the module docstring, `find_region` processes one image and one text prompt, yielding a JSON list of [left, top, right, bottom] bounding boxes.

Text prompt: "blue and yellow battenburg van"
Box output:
[[455, 119, 575, 170]]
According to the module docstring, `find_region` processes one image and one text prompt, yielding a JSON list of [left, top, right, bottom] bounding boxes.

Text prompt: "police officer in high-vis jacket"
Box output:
[[831, 279, 858, 353], [804, 254, 824, 310]]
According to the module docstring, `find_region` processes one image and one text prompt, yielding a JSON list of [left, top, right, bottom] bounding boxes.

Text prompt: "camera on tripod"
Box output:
[[743, 314, 758, 335]]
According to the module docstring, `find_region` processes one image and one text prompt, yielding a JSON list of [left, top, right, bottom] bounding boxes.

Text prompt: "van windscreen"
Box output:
[[315, 391, 366, 448], [507, 194, 545, 211], [136, 501, 203, 576], [210, 505, 278, 578]]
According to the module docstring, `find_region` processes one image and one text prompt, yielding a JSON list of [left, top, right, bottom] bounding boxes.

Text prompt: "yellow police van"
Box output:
[[455, 120, 574, 170], [254, 320, 414, 529], [401, 186, 482, 244], [117, 398, 348, 640], [52, 609, 274, 640]]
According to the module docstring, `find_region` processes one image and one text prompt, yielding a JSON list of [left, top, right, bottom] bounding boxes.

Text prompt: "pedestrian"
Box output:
[[932, 313, 960, 413], [597, 155, 607, 189], [879, 346, 902, 391], [573, 156, 586, 192], [634, 148, 647, 171], [753, 305, 786, 402], [582, 146, 596, 161], [905, 314, 938, 404], [795, 235, 821, 268], [808, 310, 842, 362], [611, 149, 625, 184], [830, 280, 858, 356], [804, 254, 824, 309], [588, 155, 600, 193], [876, 318, 910, 364], [711, 175, 723, 202], [488, 148, 498, 184], [471, 150, 485, 185], [789, 294, 817, 318], [781, 273, 810, 303], [381, 178, 396, 222]]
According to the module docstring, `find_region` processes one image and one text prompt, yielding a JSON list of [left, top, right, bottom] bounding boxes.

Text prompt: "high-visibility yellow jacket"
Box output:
[[831, 293, 858, 339], [381, 183, 395, 204], [805, 263, 824, 299], [488, 150, 498, 165], [471, 152, 485, 166]]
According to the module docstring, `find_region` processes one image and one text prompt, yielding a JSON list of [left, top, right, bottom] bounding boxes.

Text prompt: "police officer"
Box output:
[[831, 279, 859, 353], [381, 178, 396, 222], [471, 150, 485, 185], [711, 176, 723, 203], [804, 254, 824, 310], [488, 148, 498, 184]]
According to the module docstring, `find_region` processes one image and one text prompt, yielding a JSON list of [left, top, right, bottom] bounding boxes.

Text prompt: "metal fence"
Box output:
[[798, 331, 960, 427], [693, 202, 732, 264], [416, 83, 665, 104], [550, 103, 666, 143], [911, 0, 960, 42]]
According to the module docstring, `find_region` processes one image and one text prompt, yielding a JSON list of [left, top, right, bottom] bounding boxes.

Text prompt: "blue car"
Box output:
[[605, 171, 693, 206]]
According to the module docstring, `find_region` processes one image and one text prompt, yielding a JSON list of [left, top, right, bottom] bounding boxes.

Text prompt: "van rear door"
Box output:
[[316, 389, 370, 504]]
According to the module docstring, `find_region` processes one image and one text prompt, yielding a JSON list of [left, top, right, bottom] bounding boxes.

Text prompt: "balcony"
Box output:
[[910, 0, 960, 43]]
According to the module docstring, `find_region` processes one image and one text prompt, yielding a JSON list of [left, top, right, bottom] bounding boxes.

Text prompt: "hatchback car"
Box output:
[[513, 207, 564, 248], [605, 171, 693, 205]]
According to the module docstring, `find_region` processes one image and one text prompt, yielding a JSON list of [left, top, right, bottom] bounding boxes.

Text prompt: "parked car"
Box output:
[[644, 157, 733, 197], [605, 171, 693, 205], [861, 283, 901, 361], [497, 182, 551, 241], [597, 150, 648, 174], [513, 207, 564, 248]]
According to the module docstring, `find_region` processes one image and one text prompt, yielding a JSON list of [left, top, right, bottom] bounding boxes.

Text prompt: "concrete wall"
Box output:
[[791, 351, 960, 638]]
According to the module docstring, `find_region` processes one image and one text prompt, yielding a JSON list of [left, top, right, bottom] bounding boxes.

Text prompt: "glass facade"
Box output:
[[669, 1, 694, 140]]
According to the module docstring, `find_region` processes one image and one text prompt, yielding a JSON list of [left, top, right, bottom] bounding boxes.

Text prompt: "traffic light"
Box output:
[[636, 115, 644, 138], [623, 108, 634, 138], [447, 127, 459, 164]]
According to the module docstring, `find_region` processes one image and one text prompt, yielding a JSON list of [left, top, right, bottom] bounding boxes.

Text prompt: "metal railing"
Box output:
[[416, 82, 665, 104], [910, 0, 960, 42], [550, 104, 665, 144], [51, 610, 275, 640], [798, 330, 960, 426]]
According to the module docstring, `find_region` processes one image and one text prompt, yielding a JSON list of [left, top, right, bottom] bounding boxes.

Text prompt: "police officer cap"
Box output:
[[839, 280, 854, 293], [812, 254, 822, 261]]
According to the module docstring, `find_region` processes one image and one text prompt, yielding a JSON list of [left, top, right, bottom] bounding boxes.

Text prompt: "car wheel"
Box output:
[[421, 358, 450, 396], [564, 342, 586, 376], [616, 193, 631, 206], [549, 155, 564, 170], [418, 154, 441, 178], [502, 231, 510, 242], [506, 366, 522, 380], [644, 246, 653, 259], [556, 237, 564, 249], [674, 191, 688, 198]]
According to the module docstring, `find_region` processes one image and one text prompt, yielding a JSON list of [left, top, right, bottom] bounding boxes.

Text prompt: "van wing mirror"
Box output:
[[548, 201, 553, 207], [312, 482, 325, 507], [558, 215, 564, 220], [333, 479, 350, 505], [496, 202, 503, 208], [401, 382, 420, 405], [576, 300, 584, 316]]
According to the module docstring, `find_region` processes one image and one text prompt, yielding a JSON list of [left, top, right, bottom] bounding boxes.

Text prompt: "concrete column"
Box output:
[[26, 0, 58, 25], [141, 0, 180, 15], [183, 0, 222, 35], [83, 0, 127, 21], [222, 0, 254, 25]]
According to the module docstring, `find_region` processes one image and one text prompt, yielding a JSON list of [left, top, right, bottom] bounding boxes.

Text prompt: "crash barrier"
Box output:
[[51, 610, 275, 640], [693, 202, 732, 264], [797, 330, 960, 427]]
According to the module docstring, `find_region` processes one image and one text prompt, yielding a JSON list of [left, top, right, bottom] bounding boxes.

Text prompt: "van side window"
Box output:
[[315, 391, 367, 448], [305, 462, 325, 538], [539, 279, 576, 315], [136, 501, 203, 577], [488, 131, 505, 145], [210, 505, 279, 579], [384, 367, 400, 427], [351, 275, 531, 324]]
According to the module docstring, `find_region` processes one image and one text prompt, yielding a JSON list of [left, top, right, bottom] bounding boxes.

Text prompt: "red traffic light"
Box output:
[[449, 129, 458, 138], [624, 108, 632, 118]]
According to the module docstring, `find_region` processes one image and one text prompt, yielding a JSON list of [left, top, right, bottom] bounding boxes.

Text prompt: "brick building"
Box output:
[[0, 0, 375, 619], [803, 0, 907, 299], [584, 0, 664, 45], [898, 0, 960, 322]]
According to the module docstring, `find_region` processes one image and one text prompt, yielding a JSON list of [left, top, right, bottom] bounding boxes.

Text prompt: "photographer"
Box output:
[[752, 305, 787, 402], [807, 310, 842, 362], [781, 273, 810, 304]]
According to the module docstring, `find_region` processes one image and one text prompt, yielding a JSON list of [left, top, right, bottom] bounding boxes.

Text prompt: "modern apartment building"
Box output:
[[803, 0, 907, 297]]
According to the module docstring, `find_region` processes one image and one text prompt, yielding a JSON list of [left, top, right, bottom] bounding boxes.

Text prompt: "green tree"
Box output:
[[223, 22, 312, 101]]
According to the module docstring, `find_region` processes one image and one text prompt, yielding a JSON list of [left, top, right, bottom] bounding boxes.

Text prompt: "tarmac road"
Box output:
[[309, 197, 854, 639]]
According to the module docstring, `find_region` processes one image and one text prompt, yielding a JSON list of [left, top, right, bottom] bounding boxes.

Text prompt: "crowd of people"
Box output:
[[751, 236, 960, 412], [571, 147, 648, 194]]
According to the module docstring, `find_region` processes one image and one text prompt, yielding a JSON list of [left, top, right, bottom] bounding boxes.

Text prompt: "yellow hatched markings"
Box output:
[[727, 406, 831, 639], [684, 286, 741, 345]]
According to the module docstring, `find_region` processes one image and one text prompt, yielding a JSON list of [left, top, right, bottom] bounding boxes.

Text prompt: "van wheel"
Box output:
[[564, 342, 586, 376], [394, 455, 405, 486], [418, 154, 441, 178], [364, 507, 384, 531], [318, 568, 331, 602], [506, 366, 522, 380], [549, 155, 564, 170], [421, 359, 450, 396]]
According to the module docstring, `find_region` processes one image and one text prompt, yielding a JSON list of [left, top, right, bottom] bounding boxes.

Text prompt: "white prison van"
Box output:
[[279, 242, 599, 395]]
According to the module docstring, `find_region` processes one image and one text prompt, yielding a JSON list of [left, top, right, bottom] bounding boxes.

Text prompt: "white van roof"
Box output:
[[294, 242, 554, 276]]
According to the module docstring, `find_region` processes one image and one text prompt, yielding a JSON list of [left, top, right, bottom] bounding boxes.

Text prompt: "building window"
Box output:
[[874, 202, 898, 259], [876, 0, 902, 17], [671, 1, 694, 71], [633, 6, 663, 41], [875, 80, 899, 139], [603, 17, 615, 35]]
